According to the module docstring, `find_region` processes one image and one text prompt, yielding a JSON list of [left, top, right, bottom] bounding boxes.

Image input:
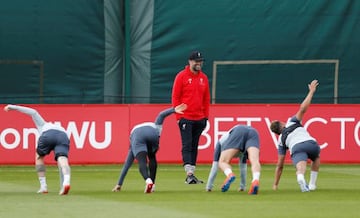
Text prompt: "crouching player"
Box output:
[[112, 104, 187, 193], [206, 138, 248, 192]]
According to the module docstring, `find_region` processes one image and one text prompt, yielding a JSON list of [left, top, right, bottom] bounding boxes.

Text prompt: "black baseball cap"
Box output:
[[188, 51, 204, 61]]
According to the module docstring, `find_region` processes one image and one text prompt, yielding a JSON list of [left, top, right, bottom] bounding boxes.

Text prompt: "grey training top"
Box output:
[[278, 116, 316, 155], [7, 105, 66, 134]]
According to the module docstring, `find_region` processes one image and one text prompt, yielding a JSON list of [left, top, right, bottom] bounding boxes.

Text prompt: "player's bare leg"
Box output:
[[296, 160, 309, 192], [219, 149, 238, 192], [247, 147, 260, 194], [35, 153, 48, 194], [57, 156, 71, 195], [309, 157, 320, 190]]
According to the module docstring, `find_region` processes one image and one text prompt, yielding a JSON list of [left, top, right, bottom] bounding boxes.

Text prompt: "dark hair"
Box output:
[[270, 120, 282, 135]]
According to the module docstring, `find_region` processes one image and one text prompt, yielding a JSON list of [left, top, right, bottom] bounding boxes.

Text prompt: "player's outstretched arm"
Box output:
[[154, 103, 187, 126], [295, 80, 319, 121], [4, 104, 36, 114], [174, 103, 187, 114], [4, 105, 11, 112], [112, 150, 135, 192], [4, 104, 47, 129]]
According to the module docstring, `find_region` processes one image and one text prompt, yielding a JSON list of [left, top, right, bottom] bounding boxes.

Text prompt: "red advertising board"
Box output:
[[0, 104, 359, 164]]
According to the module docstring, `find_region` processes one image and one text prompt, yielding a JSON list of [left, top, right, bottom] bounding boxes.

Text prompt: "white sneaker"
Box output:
[[59, 184, 71, 195], [309, 184, 316, 191], [298, 181, 310, 192], [151, 184, 156, 193], [37, 187, 48, 194]]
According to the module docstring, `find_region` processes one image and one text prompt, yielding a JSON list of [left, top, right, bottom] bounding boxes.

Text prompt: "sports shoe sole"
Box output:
[[59, 185, 71, 195], [301, 186, 310, 192], [248, 180, 259, 195], [308, 185, 316, 191], [221, 175, 236, 192], [299, 182, 310, 192], [37, 190, 48, 194]]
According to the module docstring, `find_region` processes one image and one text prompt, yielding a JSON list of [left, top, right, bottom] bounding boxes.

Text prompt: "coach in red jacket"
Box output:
[[171, 51, 210, 184]]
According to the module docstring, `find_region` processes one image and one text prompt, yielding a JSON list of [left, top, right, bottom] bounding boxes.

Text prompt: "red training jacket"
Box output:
[[172, 65, 210, 120]]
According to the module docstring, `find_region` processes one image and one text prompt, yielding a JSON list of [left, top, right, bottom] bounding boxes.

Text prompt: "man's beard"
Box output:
[[192, 64, 201, 72]]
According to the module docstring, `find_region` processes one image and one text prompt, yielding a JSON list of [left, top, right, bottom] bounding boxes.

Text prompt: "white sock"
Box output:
[[58, 166, 64, 187], [309, 171, 318, 186], [224, 168, 233, 177], [297, 174, 306, 184], [39, 177, 47, 188], [145, 178, 153, 184], [184, 164, 194, 175], [190, 165, 196, 175], [252, 172, 260, 181], [63, 175, 71, 186]]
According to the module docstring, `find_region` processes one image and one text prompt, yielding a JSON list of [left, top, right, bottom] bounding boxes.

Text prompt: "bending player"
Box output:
[[112, 103, 187, 193], [206, 138, 248, 192], [270, 79, 320, 192], [217, 125, 261, 194], [4, 104, 71, 195]]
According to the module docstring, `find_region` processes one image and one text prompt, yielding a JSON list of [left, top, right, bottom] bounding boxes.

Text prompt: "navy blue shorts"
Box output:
[[291, 140, 320, 165], [222, 126, 260, 152], [37, 129, 70, 161]]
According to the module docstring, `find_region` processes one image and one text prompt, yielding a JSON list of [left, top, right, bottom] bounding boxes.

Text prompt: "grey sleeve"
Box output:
[[154, 108, 175, 125], [7, 105, 46, 129], [213, 142, 221, 161], [239, 161, 247, 189], [117, 149, 135, 186], [206, 161, 219, 191], [240, 151, 248, 164], [206, 142, 221, 191], [239, 152, 247, 189]]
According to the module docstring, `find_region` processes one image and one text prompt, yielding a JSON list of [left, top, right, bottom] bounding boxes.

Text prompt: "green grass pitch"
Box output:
[[0, 164, 359, 218]]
